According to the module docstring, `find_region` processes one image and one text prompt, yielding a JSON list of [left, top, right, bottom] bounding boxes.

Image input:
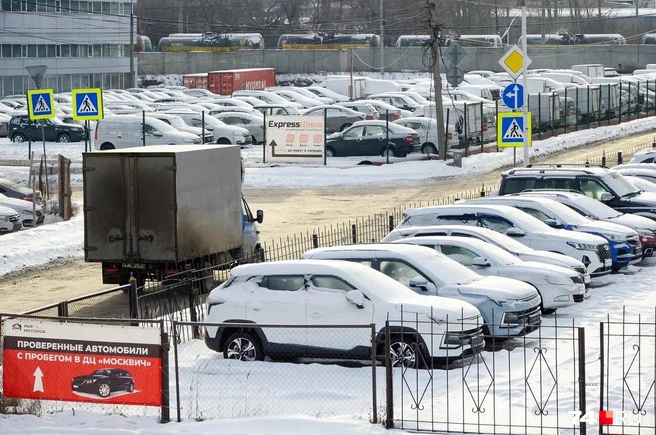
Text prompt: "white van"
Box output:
[[94, 115, 201, 150]]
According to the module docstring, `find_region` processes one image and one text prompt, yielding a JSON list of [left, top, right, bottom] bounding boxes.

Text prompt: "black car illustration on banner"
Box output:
[[71, 368, 135, 398]]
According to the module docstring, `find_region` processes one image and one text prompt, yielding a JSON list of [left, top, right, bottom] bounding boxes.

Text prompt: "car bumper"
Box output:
[[639, 238, 656, 259], [22, 214, 45, 227], [535, 282, 586, 309], [0, 221, 21, 233]]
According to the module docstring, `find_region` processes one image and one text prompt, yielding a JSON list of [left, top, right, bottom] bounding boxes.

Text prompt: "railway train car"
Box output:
[[277, 33, 381, 49], [134, 35, 153, 52], [641, 34, 656, 44], [519, 33, 626, 45], [158, 32, 264, 52], [395, 34, 502, 48]]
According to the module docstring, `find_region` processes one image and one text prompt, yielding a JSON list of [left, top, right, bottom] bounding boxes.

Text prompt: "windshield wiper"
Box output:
[[623, 190, 642, 198]]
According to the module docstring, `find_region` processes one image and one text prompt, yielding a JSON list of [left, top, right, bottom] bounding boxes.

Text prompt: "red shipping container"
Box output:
[[207, 68, 275, 95], [183, 73, 208, 89]]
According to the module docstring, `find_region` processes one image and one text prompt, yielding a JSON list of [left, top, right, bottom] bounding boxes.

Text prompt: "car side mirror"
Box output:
[[153, 131, 163, 137], [409, 277, 437, 293], [544, 218, 562, 229], [472, 256, 491, 267], [345, 290, 365, 309], [256, 209, 264, 224], [505, 227, 525, 237], [600, 192, 614, 202]]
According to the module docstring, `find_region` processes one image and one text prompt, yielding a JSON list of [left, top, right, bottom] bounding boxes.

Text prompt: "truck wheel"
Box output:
[[421, 144, 438, 155], [100, 143, 115, 150]]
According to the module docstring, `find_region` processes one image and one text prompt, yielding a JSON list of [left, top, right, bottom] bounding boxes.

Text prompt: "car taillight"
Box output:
[[19, 195, 33, 202], [105, 268, 119, 275], [167, 269, 177, 275], [482, 122, 488, 132], [404, 135, 414, 144]]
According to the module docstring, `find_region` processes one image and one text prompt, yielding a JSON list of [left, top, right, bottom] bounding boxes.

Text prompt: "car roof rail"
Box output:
[[526, 163, 609, 169], [507, 167, 595, 175], [519, 188, 582, 194]]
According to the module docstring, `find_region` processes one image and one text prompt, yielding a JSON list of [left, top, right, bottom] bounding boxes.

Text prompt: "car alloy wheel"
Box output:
[[57, 134, 71, 143], [390, 338, 418, 368], [223, 332, 263, 361], [97, 383, 111, 398], [12, 134, 25, 143]]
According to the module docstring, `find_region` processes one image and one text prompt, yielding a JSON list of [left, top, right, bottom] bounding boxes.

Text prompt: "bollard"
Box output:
[[618, 151, 623, 165], [480, 185, 486, 197], [601, 151, 606, 167]]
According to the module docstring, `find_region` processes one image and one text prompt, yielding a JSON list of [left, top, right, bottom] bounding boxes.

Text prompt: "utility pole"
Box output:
[[179, 0, 184, 33], [380, 0, 384, 73], [129, 11, 135, 88], [427, 0, 447, 160], [521, 0, 530, 166]]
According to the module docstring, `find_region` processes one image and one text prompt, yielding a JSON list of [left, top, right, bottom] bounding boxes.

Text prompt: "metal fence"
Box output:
[[22, 285, 131, 319]]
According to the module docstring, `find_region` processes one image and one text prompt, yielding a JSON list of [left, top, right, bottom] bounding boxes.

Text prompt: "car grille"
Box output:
[[570, 275, 584, 285], [448, 326, 485, 352], [516, 305, 542, 325], [628, 235, 642, 258], [574, 294, 584, 302], [8, 214, 20, 223], [596, 244, 611, 261]]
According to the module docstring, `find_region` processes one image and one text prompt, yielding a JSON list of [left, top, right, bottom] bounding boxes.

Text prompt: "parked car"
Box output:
[[204, 260, 485, 367], [145, 113, 213, 143], [266, 86, 335, 104], [463, 196, 642, 270], [394, 117, 459, 154], [628, 148, 656, 164], [302, 244, 542, 338], [71, 368, 135, 398], [390, 237, 585, 312], [94, 115, 201, 150], [0, 178, 42, 205], [303, 105, 366, 134], [213, 112, 265, 144], [625, 176, 656, 192], [368, 93, 424, 112], [360, 99, 412, 121], [0, 113, 10, 137], [335, 101, 380, 120], [325, 120, 420, 158], [0, 193, 45, 227], [612, 165, 656, 184], [267, 89, 324, 108], [396, 204, 612, 278], [496, 165, 656, 222], [381, 224, 591, 285], [0, 205, 21, 234], [305, 86, 350, 102], [513, 190, 656, 259], [8, 115, 86, 143], [252, 104, 302, 116], [165, 109, 252, 145]]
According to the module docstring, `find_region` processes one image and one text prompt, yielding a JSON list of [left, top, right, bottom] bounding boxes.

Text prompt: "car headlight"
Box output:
[[567, 242, 598, 250], [542, 274, 569, 286]]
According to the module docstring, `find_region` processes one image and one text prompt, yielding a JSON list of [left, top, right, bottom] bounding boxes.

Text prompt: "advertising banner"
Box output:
[[265, 115, 325, 163], [2, 320, 162, 406]]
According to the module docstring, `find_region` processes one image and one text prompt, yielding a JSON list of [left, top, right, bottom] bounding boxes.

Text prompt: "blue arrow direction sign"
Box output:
[[72, 88, 103, 121], [26, 89, 55, 120], [502, 83, 524, 110]]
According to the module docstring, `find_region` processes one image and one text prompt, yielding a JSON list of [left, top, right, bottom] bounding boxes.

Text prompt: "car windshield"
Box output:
[[92, 369, 112, 376], [474, 242, 523, 266], [50, 117, 64, 125], [503, 207, 557, 233], [602, 171, 641, 197], [147, 118, 178, 132], [567, 195, 621, 218], [414, 248, 483, 285], [545, 200, 590, 225], [475, 230, 531, 253]]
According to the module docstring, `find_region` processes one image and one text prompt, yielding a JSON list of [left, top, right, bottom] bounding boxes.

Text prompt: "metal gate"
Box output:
[[600, 310, 656, 434], [388, 316, 586, 434]]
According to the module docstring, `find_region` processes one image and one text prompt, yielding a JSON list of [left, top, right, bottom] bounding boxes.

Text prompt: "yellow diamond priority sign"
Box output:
[[499, 45, 532, 80]]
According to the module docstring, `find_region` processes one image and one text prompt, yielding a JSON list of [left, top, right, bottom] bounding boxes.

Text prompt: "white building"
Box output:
[[0, 0, 136, 95]]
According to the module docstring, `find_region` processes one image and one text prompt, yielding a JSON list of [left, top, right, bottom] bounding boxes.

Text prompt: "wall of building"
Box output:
[[138, 46, 656, 76]]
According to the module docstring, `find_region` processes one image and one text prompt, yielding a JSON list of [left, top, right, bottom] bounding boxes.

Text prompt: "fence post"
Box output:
[[601, 151, 606, 167], [370, 324, 378, 424], [619, 82, 623, 124], [384, 320, 394, 429], [479, 103, 484, 154], [386, 111, 390, 164], [618, 151, 623, 165], [388, 215, 394, 233], [578, 327, 587, 435], [129, 273, 138, 321], [312, 233, 319, 248], [480, 185, 486, 197], [351, 224, 357, 244], [599, 322, 605, 435], [173, 322, 182, 422], [57, 301, 69, 317], [576, 87, 579, 131], [160, 328, 171, 424], [538, 95, 542, 139]]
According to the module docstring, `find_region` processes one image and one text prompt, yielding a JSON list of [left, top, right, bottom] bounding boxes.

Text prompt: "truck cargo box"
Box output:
[[83, 145, 242, 265], [207, 68, 275, 95]]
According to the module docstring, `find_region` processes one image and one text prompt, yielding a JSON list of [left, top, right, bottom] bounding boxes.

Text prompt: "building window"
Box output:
[[93, 44, 101, 57], [47, 45, 56, 57], [61, 44, 70, 57], [26, 0, 35, 10], [20, 45, 27, 58], [118, 44, 124, 57], [92, 1, 100, 13], [109, 1, 117, 13], [45, 0, 55, 11], [36, 0, 46, 11], [0, 1, 9, 12], [70, 44, 78, 57], [87, 44, 93, 57], [27, 44, 37, 57], [12, 45, 21, 57], [37, 44, 47, 57], [60, 0, 68, 12], [1, 45, 9, 58], [87, 1, 91, 12], [10, 0, 19, 11], [21, 0, 28, 11], [69, 0, 79, 12], [101, 1, 108, 13], [55, 0, 61, 12], [56, 45, 62, 57]]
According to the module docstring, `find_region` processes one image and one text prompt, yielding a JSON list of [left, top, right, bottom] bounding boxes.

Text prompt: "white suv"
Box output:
[[205, 260, 485, 367], [398, 204, 612, 278]]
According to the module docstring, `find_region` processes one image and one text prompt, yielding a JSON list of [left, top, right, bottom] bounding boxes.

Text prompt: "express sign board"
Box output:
[[2, 320, 162, 406], [265, 115, 325, 163]]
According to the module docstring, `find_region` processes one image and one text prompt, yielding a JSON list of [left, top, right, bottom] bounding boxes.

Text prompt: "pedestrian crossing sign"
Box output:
[[497, 112, 532, 148], [26, 89, 55, 120], [72, 88, 103, 120]]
